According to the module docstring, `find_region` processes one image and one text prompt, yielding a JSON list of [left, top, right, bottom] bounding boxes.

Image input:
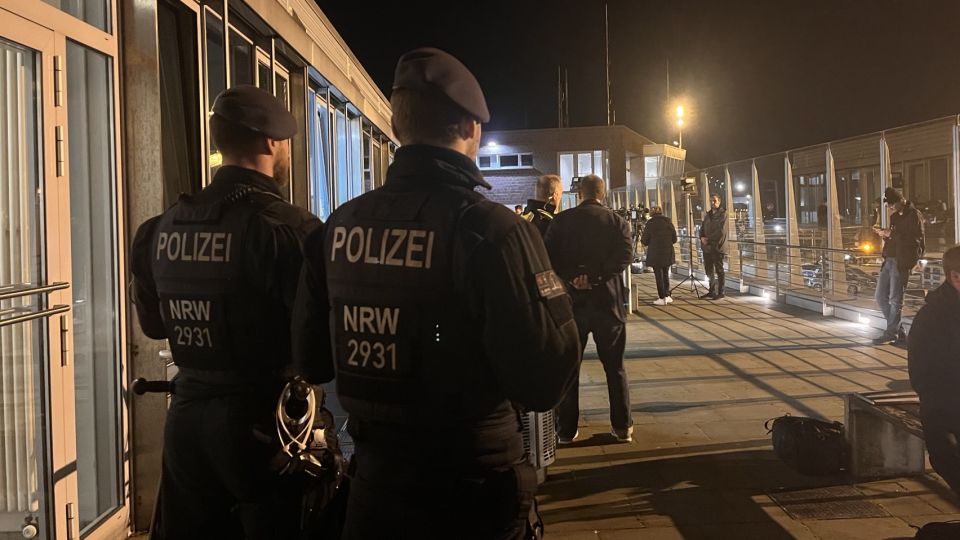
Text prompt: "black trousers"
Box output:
[[653, 266, 670, 298], [155, 392, 300, 540], [557, 309, 632, 437], [921, 408, 960, 498], [702, 252, 726, 293], [342, 446, 534, 540]]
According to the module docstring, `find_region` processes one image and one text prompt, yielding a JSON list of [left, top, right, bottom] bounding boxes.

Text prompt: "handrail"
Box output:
[[676, 233, 944, 262], [0, 282, 69, 301], [0, 305, 71, 328]]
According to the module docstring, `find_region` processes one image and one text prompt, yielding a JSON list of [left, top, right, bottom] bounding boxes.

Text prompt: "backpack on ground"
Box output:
[[765, 414, 848, 476]]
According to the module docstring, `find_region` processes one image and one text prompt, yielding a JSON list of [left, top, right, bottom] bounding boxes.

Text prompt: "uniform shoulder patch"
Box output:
[[535, 269, 566, 299]]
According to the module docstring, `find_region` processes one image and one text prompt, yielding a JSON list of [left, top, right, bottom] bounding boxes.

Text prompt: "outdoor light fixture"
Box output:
[[862, 242, 873, 254], [676, 105, 684, 118], [735, 182, 745, 192], [919, 259, 929, 266], [487, 141, 498, 147], [774, 225, 784, 232]]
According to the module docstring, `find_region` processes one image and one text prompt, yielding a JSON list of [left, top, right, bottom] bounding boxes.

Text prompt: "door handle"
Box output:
[[0, 305, 70, 328]]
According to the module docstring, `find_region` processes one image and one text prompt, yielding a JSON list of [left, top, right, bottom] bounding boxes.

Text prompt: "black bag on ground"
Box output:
[[914, 521, 960, 539], [765, 414, 848, 476]]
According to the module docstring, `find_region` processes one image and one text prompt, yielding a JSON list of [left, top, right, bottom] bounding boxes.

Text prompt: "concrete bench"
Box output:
[[844, 391, 926, 479]]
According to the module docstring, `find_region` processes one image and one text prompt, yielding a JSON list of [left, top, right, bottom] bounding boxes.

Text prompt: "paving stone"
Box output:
[[801, 517, 917, 539]]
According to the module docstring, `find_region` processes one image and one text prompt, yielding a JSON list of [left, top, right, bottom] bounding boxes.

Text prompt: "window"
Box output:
[[309, 91, 332, 219], [349, 114, 363, 198], [559, 150, 606, 191], [205, 10, 225, 171], [521, 154, 533, 167], [478, 155, 493, 168], [158, 0, 202, 204], [43, 0, 110, 32], [335, 107, 348, 206], [228, 28, 254, 87], [499, 154, 519, 167], [577, 152, 592, 176], [67, 40, 122, 531]]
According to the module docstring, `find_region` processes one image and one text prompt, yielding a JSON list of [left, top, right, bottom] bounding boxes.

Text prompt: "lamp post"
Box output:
[[676, 105, 684, 149]]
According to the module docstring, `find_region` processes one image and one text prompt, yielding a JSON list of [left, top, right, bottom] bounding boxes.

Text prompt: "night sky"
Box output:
[[318, 0, 960, 167]]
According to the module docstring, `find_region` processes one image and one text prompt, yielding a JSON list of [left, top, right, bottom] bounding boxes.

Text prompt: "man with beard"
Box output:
[[130, 85, 320, 538]]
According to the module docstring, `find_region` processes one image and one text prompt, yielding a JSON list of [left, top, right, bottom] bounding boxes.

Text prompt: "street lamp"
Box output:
[[675, 105, 685, 149]]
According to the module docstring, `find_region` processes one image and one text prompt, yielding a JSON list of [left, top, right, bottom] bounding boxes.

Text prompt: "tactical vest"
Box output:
[[325, 183, 504, 426], [150, 185, 283, 373]]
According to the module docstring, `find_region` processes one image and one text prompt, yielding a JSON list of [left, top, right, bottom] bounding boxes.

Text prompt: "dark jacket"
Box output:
[[700, 207, 727, 255], [131, 166, 320, 391], [544, 200, 633, 322], [521, 198, 555, 238], [883, 202, 925, 271], [908, 282, 960, 413], [292, 144, 581, 434], [641, 214, 677, 268]]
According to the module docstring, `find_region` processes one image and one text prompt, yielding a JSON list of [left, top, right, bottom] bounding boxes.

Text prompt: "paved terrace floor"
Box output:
[[540, 273, 959, 540]]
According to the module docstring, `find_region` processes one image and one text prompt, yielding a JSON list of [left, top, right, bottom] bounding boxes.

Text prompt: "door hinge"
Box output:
[[65, 502, 75, 540], [53, 55, 63, 107], [59, 315, 69, 367], [55, 125, 65, 177]]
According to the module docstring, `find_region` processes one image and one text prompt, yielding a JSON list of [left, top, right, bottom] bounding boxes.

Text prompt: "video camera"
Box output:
[[680, 176, 697, 194]]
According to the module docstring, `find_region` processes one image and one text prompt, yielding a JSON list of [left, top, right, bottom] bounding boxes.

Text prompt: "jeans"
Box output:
[[557, 309, 632, 437], [875, 257, 909, 337], [653, 266, 671, 298]]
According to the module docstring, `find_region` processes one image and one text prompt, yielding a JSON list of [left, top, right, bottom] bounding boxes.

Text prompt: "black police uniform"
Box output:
[[130, 85, 320, 539], [521, 198, 556, 238], [544, 199, 634, 440], [291, 48, 581, 540]]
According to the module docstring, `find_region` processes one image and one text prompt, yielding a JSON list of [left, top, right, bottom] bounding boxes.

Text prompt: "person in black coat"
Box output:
[[873, 187, 926, 345], [641, 206, 677, 305], [545, 175, 634, 444], [699, 194, 728, 299], [908, 246, 960, 519]]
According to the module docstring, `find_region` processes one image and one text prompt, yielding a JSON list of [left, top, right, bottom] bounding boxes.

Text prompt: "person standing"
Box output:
[[521, 174, 563, 237], [873, 187, 925, 345], [291, 47, 581, 539], [908, 246, 960, 537], [699, 194, 728, 299], [641, 206, 678, 305], [545, 175, 634, 444], [130, 85, 320, 538]]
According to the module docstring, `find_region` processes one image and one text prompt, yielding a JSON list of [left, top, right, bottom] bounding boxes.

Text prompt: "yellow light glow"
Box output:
[[210, 151, 223, 168], [676, 105, 684, 118], [862, 242, 873, 254], [677, 118, 684, 127]]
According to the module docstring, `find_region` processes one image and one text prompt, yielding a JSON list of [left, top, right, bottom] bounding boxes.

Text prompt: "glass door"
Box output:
[[0, 11, 78, 540]]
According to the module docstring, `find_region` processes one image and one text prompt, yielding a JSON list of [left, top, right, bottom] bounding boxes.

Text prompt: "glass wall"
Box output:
[[66, 40, 122, 531], [204, 9, 225, 171], [228, 28, 253, 87], [349, 114, 362, 199], [789, 145, 827, 246], [558, 150, 607, 192], [334, 106, 348, 206], [886, 118, 956, 250], [832, 135, 882, 254], [308, 90, 331, 219]]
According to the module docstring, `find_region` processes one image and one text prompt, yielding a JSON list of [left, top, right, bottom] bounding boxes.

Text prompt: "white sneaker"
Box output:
[[653, 298, 667, 306], [611, 426, 633, 443], [665, 296, 674, 304], [557, 430, 579, 445]]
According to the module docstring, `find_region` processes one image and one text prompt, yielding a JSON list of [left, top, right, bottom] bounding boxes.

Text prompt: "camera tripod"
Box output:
[[669, 193, 708, 298]]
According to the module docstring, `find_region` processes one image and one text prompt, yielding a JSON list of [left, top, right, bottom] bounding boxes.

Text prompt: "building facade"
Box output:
[[0, 0, 393, 537], [476, 125, 656, 208]]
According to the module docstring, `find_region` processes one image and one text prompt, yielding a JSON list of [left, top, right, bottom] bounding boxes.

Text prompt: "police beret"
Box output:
[[884, 187, 903, 204], [212, 85, 297, 140], [392, 47, 490, 123]]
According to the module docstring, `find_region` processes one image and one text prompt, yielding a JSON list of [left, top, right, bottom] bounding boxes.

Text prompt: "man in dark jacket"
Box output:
[[641, 206, 678, 305], [291, 48, 581, 539], [521, 174, 562, 237], [699, 194, 728, 299], [908, 246, 960, 505], [545, 175, 634, 444], [874, 187, 925, 345], [130, 86, 320, 538]]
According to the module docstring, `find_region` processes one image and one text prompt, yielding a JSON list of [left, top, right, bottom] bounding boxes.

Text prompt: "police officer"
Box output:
[[544, 175, 635, 444], [291, 47, 581, 539], [130, 85, 320, 538], [521, 174, 562, 237]]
